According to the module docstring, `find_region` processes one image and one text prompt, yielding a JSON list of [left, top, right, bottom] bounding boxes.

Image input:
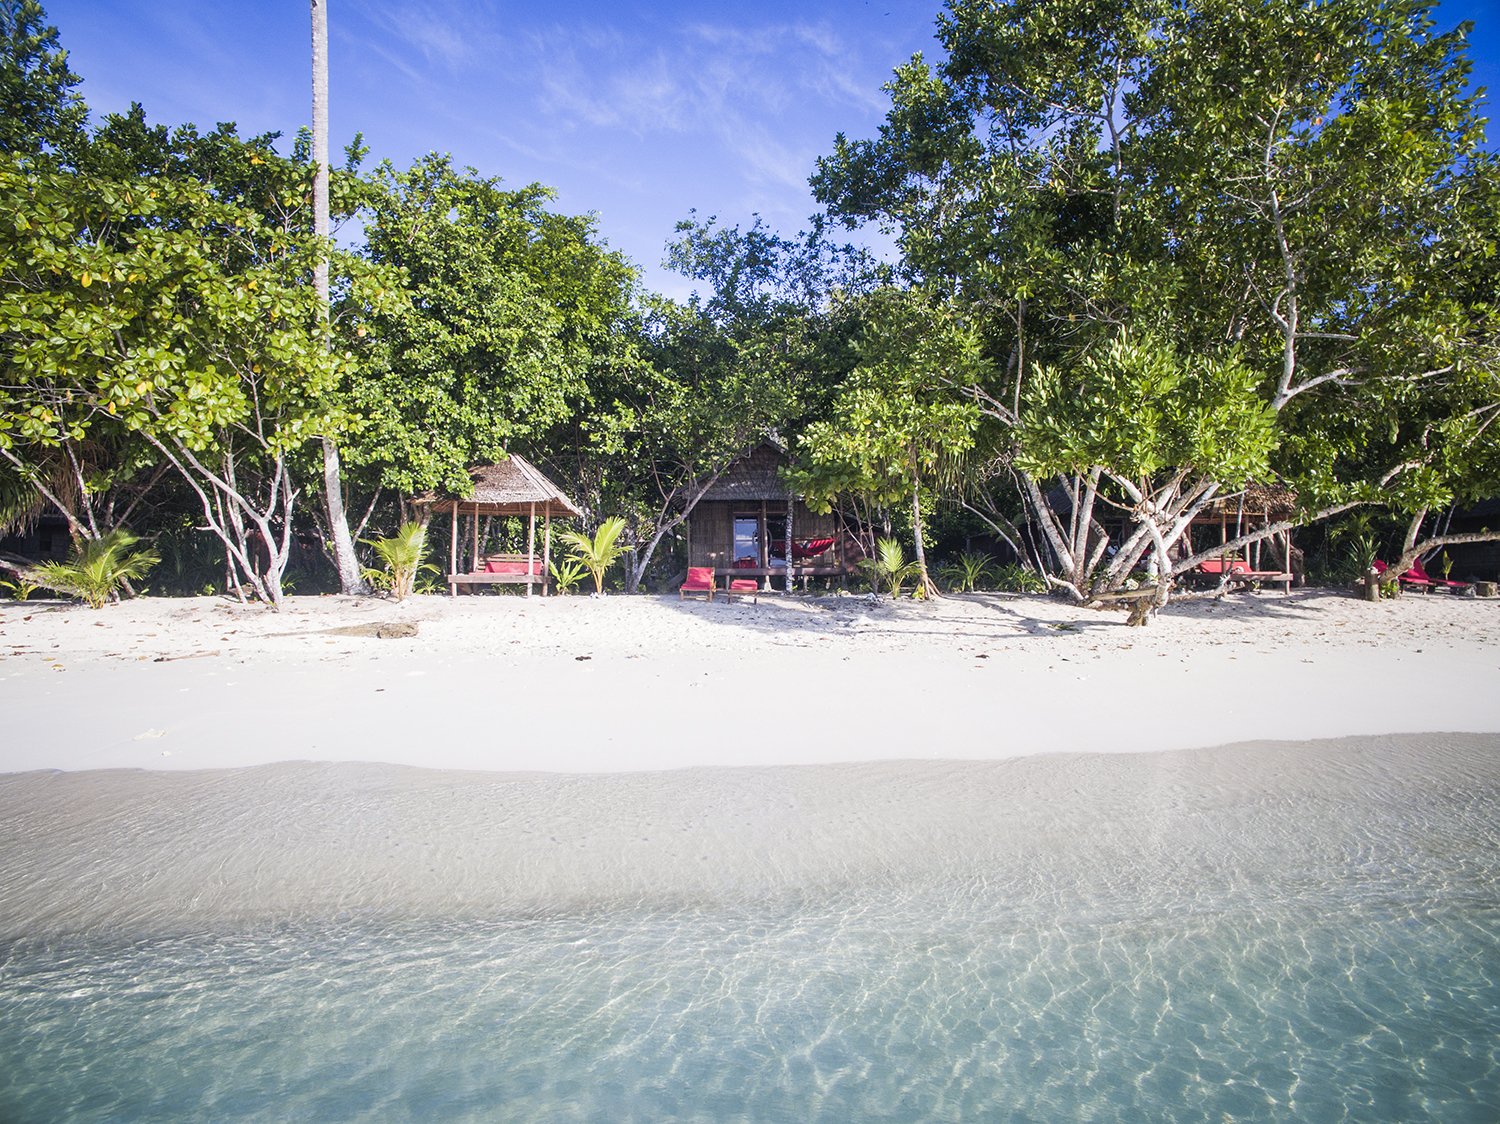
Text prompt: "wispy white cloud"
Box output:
[[357, 0, 510, 73], [536, 46, 694, 134], [515, 16, 890, 193]]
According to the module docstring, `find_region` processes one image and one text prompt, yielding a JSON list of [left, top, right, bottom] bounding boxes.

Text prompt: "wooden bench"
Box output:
[[1195, 558, 1292, 593], [448, 553, 546, 595]]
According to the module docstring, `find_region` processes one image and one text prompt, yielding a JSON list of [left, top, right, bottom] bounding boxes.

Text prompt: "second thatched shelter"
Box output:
[[419, 456, 583, 596]]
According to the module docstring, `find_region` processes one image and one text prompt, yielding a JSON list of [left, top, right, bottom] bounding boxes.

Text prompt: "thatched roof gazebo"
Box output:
[[1190, 482, 1299, 576], [421, 456, 582, 596]]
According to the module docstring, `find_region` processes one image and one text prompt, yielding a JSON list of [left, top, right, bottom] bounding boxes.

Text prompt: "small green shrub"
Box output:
[[939, 550, 995, 592], [558, 516, 629, 594], [361, 522, 434, 601], [32, 530, 160, 609], [993, 563, 1047, 594], [0, 576, 40, 601], [549, 556, 587, 594], [860, 536, 921, 598]]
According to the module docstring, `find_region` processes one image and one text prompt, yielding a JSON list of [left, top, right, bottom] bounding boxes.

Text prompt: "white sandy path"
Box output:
[[1, 590, 1497, 775]]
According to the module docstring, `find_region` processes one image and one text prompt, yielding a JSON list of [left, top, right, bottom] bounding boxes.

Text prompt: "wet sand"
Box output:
[[1, 732, 1496, 940], [2, 591, 1497, 939]]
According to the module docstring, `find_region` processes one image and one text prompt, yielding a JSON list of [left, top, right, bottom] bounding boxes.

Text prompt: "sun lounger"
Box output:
[[723, 578, 759, 603], [679, 566, 716, 601], [1407, 557, 1469, 591], [1374, 558, 1467, 593]]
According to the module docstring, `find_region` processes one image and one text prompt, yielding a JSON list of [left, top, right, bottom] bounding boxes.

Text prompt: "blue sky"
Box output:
[[45, 0, 1499, 300]]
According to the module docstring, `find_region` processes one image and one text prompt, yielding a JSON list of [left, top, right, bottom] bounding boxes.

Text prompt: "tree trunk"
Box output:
[[626, 471, 725, 592], [910, 472, 940, 599], [311, 0, 365, 595]]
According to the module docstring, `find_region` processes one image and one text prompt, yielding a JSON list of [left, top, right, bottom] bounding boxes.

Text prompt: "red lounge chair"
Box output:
[[1373, 559, 1433, 592], [680, 566, 716, 601], [1407, 557, 1469, 591], [724, 578, 759, 603]]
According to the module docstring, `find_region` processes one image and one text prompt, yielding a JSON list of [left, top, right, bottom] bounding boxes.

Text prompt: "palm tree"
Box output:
[[362, 522, 432, 601], [861, 536, 922, 598], [33, 530, 160, 609], [310, 0, 365, 595], [558, 516, 629, 594]]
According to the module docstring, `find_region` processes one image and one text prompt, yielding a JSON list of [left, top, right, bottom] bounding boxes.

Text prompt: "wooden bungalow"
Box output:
[[687, 442, 864, 590], [421, 456, 582, 596]]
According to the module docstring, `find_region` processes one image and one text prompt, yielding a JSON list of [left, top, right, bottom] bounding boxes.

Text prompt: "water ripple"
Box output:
[[0, 733, 1496, 1121]]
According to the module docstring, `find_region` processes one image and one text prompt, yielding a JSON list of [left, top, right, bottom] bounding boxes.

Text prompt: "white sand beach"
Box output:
[[2, 589, 1497, 775], [3, 589, 1498, 1117]]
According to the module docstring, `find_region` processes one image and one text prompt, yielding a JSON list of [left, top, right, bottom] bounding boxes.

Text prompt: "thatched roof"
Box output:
[[699, 441, 794, 502], [424, 455, 582, 518], [1203, 482, 1298, 517]]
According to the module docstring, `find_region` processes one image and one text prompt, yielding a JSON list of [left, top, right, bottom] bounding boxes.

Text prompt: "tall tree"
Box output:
[[790, 288, 984, 596], [556, 213, 869, 592], [574, 296, 801, 592], [0, 0, 86, 162], [310, 0, 366, 594], [813, 0, 1500, 599], [0, 135, 394, 606], [348, 155, 636, 501]]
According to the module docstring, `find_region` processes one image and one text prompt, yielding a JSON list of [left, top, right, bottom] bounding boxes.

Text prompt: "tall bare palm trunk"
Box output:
[[311, 0, 365, 594]]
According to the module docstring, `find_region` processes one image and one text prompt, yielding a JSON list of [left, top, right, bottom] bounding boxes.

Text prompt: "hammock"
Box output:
[[768, 537, 837, 562]]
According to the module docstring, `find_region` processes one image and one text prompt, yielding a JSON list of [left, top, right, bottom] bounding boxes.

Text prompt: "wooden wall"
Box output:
[[689, 503, 733, 569], [688, 501, 843, 570]]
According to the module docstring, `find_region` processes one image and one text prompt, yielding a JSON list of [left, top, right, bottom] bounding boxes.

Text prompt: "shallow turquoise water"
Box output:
[[2, 737, 1499, 1121]]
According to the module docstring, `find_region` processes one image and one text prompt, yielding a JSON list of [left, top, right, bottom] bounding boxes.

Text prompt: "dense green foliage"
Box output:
[[2, 0, 1495, 607], [811, 0, 1499, 599], [0, 0, 85, 161], [351, 155, 638, 497]]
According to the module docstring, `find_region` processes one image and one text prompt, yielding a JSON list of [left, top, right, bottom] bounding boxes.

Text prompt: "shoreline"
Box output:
[[1, 590, 1497, 775], [2, 731, 1495, 941]]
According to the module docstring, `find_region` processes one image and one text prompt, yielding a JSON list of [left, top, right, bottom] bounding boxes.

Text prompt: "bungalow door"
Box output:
[[732, 515, 761, 569]]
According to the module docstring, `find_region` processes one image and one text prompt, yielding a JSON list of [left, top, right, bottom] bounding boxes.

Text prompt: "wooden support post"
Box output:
[[543, 508, 552, 597], [471, 509, 479, 576], [760, 499, 769, 591], [784, 499, 794, 595], [449, 503, 459, 596], [526, 503, 535, 598]]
